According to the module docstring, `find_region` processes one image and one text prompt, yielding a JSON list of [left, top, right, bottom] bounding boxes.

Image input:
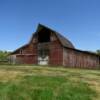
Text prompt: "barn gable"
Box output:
[[30, 24, 75, 49]]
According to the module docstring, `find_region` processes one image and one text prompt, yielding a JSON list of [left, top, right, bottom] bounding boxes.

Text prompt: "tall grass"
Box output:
[[0, 65, 99, 100]]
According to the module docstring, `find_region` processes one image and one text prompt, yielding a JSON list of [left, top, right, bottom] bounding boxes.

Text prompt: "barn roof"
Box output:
[[10, 24, 99, 57], [30, 24, 75, 49], [10, 44, 29, 55]]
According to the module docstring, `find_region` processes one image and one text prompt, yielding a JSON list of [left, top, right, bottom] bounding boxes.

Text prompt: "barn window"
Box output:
[[20, 50, 23, 54], [51, 32, 57, 41], [32, 38, 37, 43], [38, 49, 49, 58], [38, 29, 50, 43]]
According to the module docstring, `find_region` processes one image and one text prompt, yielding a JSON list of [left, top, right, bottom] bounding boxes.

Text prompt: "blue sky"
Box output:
[[0, 0, 100, 51]]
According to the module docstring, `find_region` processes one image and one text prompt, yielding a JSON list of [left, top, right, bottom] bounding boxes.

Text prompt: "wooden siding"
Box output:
[[13, 43, 38, 64], [63, 48, 100, 69], [49, 40, 63, 65]]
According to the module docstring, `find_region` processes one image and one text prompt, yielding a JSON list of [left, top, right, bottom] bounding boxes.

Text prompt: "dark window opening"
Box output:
[[38, 49, 49, 58], [38, 29, 50, 43], [20, 50, 23, 54]]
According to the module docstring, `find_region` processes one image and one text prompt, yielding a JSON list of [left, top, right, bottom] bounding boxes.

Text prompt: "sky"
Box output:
[[0, 0, 100, 52]]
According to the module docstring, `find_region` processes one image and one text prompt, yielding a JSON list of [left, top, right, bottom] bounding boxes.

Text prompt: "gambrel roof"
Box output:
[[30, 24, 75, 49]]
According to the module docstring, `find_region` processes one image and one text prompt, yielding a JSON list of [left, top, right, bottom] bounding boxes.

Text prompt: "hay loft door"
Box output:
[[37, 27, 50, 65]]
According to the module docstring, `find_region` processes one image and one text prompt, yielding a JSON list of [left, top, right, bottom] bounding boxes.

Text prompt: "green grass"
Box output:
[[0, 65, 99, 100]]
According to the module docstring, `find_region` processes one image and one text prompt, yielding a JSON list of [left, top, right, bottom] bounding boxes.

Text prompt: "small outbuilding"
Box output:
[[10, 24, 100, 69]]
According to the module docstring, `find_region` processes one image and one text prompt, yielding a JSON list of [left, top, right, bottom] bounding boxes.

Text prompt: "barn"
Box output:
[[10, 24, 100, 69]]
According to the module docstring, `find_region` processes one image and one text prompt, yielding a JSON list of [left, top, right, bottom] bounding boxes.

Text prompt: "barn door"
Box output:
[[38, 49, 49, 65]]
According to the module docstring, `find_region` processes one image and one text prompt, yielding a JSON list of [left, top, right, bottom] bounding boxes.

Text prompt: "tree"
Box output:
[[0, 50, 10, 61], [96, 50, 100, 55]]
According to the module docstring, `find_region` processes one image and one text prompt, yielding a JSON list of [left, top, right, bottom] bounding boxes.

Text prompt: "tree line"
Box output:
[[96, 50, 100, 55], [0, 50, 11, 61]]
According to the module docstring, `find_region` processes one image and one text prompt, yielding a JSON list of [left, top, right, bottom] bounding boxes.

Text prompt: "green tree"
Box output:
[[0, 50, 10, 61], [96, 50, 100, 55]]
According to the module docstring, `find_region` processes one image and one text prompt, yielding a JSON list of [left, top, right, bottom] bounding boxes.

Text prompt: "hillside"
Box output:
[[0, 65, 100, 100]]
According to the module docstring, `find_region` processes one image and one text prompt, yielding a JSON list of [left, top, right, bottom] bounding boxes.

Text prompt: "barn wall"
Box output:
[[49, 40, 63, 65], [16, 55, 37, 64], [63, 48, 100, 69], [14, 43, 38, 64], [9, 55, 16, 64], [11, 31, 63, 65]]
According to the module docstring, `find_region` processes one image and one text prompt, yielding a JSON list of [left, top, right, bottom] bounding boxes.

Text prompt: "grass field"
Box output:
[[0, 65, 100, 100]]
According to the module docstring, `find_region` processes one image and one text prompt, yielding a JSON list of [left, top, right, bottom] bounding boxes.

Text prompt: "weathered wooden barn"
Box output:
[[10, 24, 100, 69]]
